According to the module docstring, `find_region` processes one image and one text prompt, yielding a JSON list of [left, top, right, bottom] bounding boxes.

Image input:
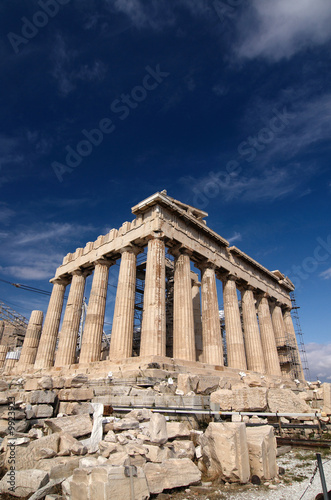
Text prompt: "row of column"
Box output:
[[15, 236, 304, 380]]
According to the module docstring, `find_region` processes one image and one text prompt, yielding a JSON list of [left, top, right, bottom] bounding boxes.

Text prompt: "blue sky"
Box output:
[[0, 0, 330, 381]]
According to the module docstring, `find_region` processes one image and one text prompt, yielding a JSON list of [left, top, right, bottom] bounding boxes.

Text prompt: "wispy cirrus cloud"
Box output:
[[319, 267, 331, 280], [233, 0, 331, 61]]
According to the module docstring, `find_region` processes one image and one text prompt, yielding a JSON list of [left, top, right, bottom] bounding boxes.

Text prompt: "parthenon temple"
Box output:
[[4, 191, 304, 380]]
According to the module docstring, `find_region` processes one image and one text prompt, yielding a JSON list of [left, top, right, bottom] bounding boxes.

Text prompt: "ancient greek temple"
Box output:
[[12, 191, 304, 380]]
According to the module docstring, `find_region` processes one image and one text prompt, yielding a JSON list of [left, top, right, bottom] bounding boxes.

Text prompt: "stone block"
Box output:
[[201, 422, 250, 483], [0, 380, 9, 391], [267, 389, 312, 413], [34, 447, 57, 460], [38, 377, 53, 390], [322, 383, 331, 414], [25, 379, 39, 391], [246, 426, 278, 480], [105, 451, 131, 466], [172, 440, 195, 459], [196, 376, 221, 394], [32, 404, 54, 418], [45, 415, 92, 438], [148, 413, 168, 444], [71, 374, 88, 388], [69, 465, 149, 500], [60, 432, 88, 456], [37, 456, 80, 480], [144, 458, 201, 494], [113, 418, 140, 431], [0, 469, 49, 498], [126, 408, 153, 422], [28, 390, 56, 404], [5, 433, 60, 470], [58, 388, 93, 401], [166, 421, 191, 440], [210, 387, 268, 412], [177, 374, 199, 394], [143, 444, 173, 463], [53, 377, 65, 389]]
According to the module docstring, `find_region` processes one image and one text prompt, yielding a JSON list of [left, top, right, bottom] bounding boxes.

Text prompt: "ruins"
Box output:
[[2, 190, 304, 380], [0, 192, 330, 499]]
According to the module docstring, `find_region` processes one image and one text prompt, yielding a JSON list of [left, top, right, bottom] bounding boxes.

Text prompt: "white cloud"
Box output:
[[234, 0, 331, 61], [305, 343, 331, 382], [320, 267, 331, 280], [227, 231, 242, 244]]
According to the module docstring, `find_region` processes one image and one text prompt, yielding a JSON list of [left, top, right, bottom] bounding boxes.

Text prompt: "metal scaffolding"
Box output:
[[290, 291, 311, 381]]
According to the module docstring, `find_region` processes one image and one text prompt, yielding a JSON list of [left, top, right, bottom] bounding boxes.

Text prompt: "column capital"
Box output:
[[168, 244, 192, 258], [192, 280, 201, 288], [145, 231, 165, 242], [119, 244, 142, 256], [49, 276, 70, 286], [71, 268, 92, 278], [197, 259, 217, 272], [94, 257, 115, 268], [218, 272, 237, 283]]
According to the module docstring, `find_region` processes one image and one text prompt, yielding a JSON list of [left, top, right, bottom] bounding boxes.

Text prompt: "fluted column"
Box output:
[[0, 320, 4, 343], [173, 250, 196, 361], [241, 286, 265, 373], [200, 264, 223, 366], [222, 275, 247, 370], [270, 302, 286, 347], [0, 345, 8, 369], [140, 236, 166, 357], [109, 246, 140, 359], [257, 295, 282, 376], [79, 259, 111, 364], [283, 307, 305, 380], [34, 278, 68, 369], [55, 270, 87, 367], [17, 310, 43, 368], [192, 281, 203, 362]]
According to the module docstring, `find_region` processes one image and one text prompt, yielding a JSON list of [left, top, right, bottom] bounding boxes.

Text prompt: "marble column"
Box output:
[[17, 310, 43, 368], [79, 259, 111, 364], [173, 250, 195, 361], [270, 302, 286, 347], [55, 270, 87, 367], [34, 278, 68, 370], [241, 286, 265, 373], [0, 320, 4, 343], [200, 264, 223, 366], [222, 275, 247, 370], [109, 246, 139, 359], [283, 307, 305, 380], [140, 236, 166, 357], [257, 295, 282, 376], [192, 281, 203, 362], [0, 345, 8, 369]]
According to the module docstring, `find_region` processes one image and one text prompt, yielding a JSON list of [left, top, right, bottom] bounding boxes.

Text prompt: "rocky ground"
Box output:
[[154, 447, 331, 500]]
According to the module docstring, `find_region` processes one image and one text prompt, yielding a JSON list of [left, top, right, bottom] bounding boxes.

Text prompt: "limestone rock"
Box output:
[[267, 388, 312, 413], [5, 433, 60, 470], [144, 458, 201, 494], [166, 421, 191, 440], [126, 408, 153, 422], [24, 379, 39, 391], [196, 376, 221, 394], [34, 447, 57, 460], [59, 432, 88, 456], [38, 376, 53, 390], [201, 422, 250, 483], [0, 380, 9, 391], [177, 374, 199, 394], [143, 444, 173, 463], [172, 440, 195, 460], [106, 451, 131, 466], [104, 430, 117, 442], [113, 418, 140, 431], [0, 469, 49, 498], [58, 388, 93, 401], [210, 386, 268, 412], [32, 404, 54, 418], [322, 383, 331, 414], [69, 465, 149, 500], [70, 374, 88, 388], [45, 414, 92, 438], [29, 390, 56, 404], [37, 456, 80, 480], [246, 426, 278, 480], [148, 413, 167, 444]]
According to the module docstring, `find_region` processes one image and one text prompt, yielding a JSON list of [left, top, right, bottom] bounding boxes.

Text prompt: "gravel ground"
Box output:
[[155, 448, 331, 500]]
